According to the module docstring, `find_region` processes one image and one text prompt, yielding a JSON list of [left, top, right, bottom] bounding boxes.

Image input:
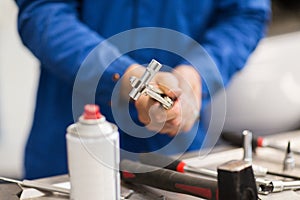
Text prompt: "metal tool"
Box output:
[[283, 141, 296, 171], [229, 130, 299, 178], [0, 180, 23, 198], [0, 177, 70, 195], [140, 153, 259, 200], [243, 130, 253, 163], [139, 152, 217, 179], [257, 179, 300, 195], [140, 152, 271, 180], [239, 131, 299, 179], [129, 59, 174, 110], [222, 131, 300, 155], [242, 130, 269, 177], [120, 159, 218, 200], [122, 182, 166, 200], [121, 189, 134, 199], [218, 160, 258, 200], [139, 155, 258, 200]]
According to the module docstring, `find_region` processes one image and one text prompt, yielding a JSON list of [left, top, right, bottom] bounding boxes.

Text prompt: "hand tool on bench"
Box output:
[[141, 150, 259, 200], [139, 152, 217, 178], [257, 178, 300, 195], [217, 160, 258, 200], [241, 130, 300, 179], [120, 159, 218, 200], [283, 141, 295, 171], [222, 131, 300, 155], [0, 176, 70, 195]]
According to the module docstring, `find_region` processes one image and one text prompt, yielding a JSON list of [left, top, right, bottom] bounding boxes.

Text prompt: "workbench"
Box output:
[[9, 130, 300, 199]]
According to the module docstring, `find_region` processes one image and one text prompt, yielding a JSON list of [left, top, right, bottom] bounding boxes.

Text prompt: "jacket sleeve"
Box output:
[[179, 0, 271, 97], [16, 0, 135, 104]]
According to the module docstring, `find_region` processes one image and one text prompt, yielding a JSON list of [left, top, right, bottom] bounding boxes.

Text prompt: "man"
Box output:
[[16, 0, 270, 179]]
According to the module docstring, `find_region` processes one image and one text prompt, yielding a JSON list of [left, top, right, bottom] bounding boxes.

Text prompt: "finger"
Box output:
[[148, 102, 168, 123], [181, 110, 200, 132], [136, 97, 178, 125], [163, 120, 181, 133], [146, 121, 180, 136], [180, 121, 194, 133], [135, 95, 156, 124], [164, 121, 181, 136], [154, 72, 181, 99], [157, 83, 182, 100], [176, 105, 198, 133], [147, 100, 182, 133], [150, 101, 181, 122], [165, 100, 181, 122], [167, 116, 182, 127]]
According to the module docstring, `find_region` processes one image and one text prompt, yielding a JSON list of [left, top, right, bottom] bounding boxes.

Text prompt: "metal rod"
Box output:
[[0, 177, 70, 195], [184, 166, 218, 179], [243, 130, 253, 163]]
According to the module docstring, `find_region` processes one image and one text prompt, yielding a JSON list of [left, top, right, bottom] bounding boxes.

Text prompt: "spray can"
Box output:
[[66, 104, 120, 200]]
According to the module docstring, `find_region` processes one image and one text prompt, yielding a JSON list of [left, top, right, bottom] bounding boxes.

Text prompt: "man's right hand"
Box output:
[[121, 64, 183, 136]]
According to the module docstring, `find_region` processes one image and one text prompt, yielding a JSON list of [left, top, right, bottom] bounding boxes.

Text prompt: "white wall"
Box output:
[[216, 32, 300, 135], [0, 0, 39, 178]]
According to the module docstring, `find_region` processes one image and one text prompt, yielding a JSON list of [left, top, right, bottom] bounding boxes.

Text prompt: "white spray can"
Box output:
[[66, 104, 120, 200]]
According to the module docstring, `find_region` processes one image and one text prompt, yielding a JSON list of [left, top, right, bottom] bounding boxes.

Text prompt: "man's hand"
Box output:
[[121, 63, 201, 136], [134, 71, 182, 136], [172, 65, 202, 133]]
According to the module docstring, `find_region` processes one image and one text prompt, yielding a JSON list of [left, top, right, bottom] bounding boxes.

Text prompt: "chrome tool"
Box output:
[[283, 141, 296, 171], [0, 176, 70, 195], [129, 59, 174, 110], [257, 179, 300, 195]]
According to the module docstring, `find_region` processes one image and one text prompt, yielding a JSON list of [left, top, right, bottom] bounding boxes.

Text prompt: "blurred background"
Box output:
[[0, 0, 300, 178]]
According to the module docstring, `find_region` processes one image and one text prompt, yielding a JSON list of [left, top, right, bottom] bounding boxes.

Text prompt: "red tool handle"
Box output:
[[221, 131, 264, 149], [139, 152, 186, 173], [120, 159, 218, 200]]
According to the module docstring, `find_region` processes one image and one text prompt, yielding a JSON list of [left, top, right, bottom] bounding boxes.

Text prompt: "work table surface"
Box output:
[[15, 130, 300, 199]]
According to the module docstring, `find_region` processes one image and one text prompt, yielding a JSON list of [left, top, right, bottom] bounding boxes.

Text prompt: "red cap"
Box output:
[[83, 104, 102, 119], [257, 136, 264, 147], [176, 161, 186, 173]]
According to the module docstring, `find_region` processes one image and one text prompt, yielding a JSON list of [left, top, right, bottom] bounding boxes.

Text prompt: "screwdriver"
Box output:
[[140, 151, 300, 180], [139, 153, 218, 178], [221, 131, 300, 155], [283, 141, 295, 171], [257, 178, 300, 194], [120, 159, 218, 200], [0, 176, 70, 195]]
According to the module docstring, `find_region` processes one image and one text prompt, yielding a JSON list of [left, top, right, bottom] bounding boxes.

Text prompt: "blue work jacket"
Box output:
[[16, 0, 270, 179]]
